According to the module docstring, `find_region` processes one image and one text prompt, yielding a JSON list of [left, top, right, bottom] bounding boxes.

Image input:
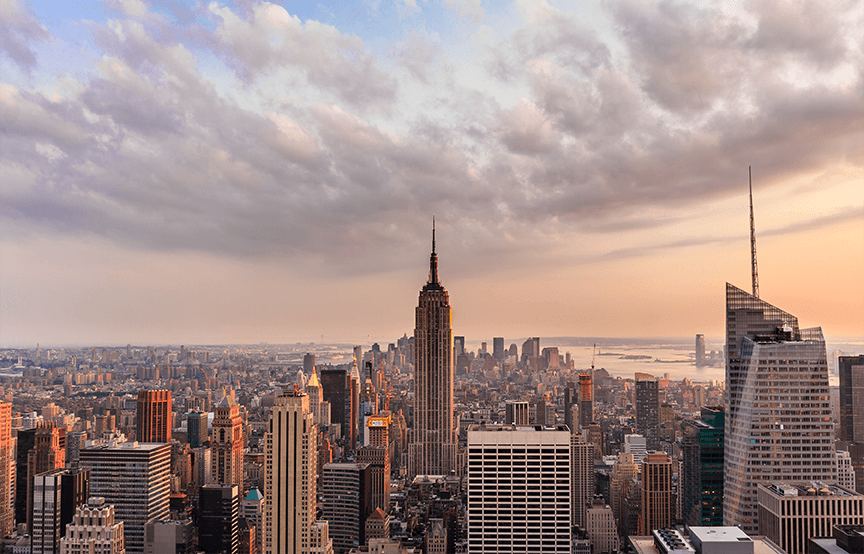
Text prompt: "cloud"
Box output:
[[1, 0, 861, 281], [444, 0, 485, 24], [207, 2, 398, 112], [0, 0, 51, 74]]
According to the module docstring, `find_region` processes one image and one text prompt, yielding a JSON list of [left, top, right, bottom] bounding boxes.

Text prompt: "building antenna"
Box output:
[[749, 166, 759, 298]]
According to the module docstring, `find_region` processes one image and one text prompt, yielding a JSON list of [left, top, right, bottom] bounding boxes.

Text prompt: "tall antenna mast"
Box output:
[[749, 166, 759, 298]]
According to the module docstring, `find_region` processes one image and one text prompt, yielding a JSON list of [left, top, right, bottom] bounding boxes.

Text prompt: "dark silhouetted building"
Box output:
[[199, 484, 239, 554], [682, 407, 724, 526]]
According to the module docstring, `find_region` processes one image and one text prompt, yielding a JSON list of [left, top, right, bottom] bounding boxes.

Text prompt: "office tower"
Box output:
[[349, 358, 361, 448], [681, 407, 724, 527], [27, 421, 65, 531], [624, 434, 647, 463], [564, 382, 578, 432], [310, 521, 334, 554], [505, 401, 529, 426], [241, 489, 263, 554], [81, 441, 171, 553], [30, 469, 66, 554], [571, 433, 594, 529], [200, 484, 239, 554], [322, 462, 372, 554], [453, 336, 465, 357], [15, 427, 37, 526], [0, 401, 12, 537], [365, 508, 390, 542], [59, 467, 90, 533], [307, 368, 321, 425], [467, 425, 571, 554], [837, 451, 856, 491], [136, 390, 172, 443], [59, 497, 126, 554], [543, 347, 560, 370], [757, 483, 864, 554], [263, 388, 317, 554], [641, 452, 672, 534], [585, 497, 620, 554], [187, 411, 209, 448], [579, 372, 594, 428], [724, 283, 836, 533], [304, 353, 316, 375], [493, 337, 505, 363], [839, 355, 864, 443], [145, 519, 195, 554], [357, 416, 390, 512], [695, 334, 706, 366], [408, 224, 456, 478], [211, 397, 244, 490], [66, 430, 87, 465], [353, 346, 363, 370], [610, 452, 639, 527], [320, 369, 352, 445], [521, 337, 540, 363], [30, 467, 88, 552], [635, 376, 659, 450]]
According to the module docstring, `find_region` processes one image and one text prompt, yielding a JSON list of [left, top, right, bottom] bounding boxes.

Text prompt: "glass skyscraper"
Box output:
[[723, 283, 836, 533]]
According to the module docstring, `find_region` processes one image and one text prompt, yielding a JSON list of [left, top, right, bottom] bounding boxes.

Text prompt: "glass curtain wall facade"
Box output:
[[723, 283, 836, 534]]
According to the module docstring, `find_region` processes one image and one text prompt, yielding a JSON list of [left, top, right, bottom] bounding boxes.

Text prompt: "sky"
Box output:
[[1, 0, 862, 348]]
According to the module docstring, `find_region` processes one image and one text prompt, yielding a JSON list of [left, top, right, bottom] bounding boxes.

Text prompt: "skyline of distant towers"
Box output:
[[723, 283, 836, 534], [408, 222, 456, 478]]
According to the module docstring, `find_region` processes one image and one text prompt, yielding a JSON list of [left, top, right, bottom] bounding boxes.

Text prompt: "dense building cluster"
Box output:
[[0, 236, 861, 554]]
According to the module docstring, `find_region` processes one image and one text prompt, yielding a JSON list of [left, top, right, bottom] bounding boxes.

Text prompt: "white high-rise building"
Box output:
[[59, 497, 126, 554], [263, 387, 317, 554], [624, 434, 647, 464], [724, 284, 837, 534], [837, 450, 856, 491], [468, 425, 571, 553]]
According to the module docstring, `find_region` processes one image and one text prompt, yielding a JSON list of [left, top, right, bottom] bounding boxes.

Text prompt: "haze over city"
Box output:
[[1, 0, 862, 347]]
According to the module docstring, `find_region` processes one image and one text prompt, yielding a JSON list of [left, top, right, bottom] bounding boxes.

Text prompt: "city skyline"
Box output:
[[2, 0, 862, 347]]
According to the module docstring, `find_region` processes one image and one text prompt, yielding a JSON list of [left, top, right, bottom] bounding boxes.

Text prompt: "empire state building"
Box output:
[[408, 222, 456, 477]]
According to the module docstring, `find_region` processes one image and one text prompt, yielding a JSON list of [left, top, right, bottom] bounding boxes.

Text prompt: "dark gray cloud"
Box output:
[[1, 0, 861, 279]]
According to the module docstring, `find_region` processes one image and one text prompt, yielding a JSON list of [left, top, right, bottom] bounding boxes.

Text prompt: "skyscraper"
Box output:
[[571, 433, 594, 529], [695, 334, 706, 366], [321, 462, 372, 554], [30, 469, 67, 554], [0, 401, 12, 537], [641, 451, 672, 534], [839, 355, 864, 444], [493, 337, 505, 363], [320, 369, 352, 446], [199, 484, 240, 554], [724, 283, 836, 534], [635, 375, 659, 450], [211, 397, 244, 490], [505, 401, 529, 426], [27, 421, 65, 531], [467, 425, 571, 553], [187, 411, 209, 449], [81, 440, 171, 554], [136, 390, 172, 443], [681, 407, 724, 527], [578, 372, 594, 428], [263, 387, 317, 554], [408, 223, 456, 478]]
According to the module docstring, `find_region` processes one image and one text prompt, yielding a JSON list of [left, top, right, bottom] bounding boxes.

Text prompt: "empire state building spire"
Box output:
[[427, 217, 440, 288]]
